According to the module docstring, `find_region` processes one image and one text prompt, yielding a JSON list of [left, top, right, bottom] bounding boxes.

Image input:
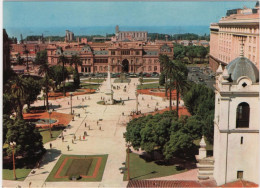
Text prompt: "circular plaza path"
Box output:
[[3, 78, 175, 188]]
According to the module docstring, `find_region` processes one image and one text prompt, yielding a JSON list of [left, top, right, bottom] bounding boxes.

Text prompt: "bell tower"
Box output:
[[213, 42, 259, 185]]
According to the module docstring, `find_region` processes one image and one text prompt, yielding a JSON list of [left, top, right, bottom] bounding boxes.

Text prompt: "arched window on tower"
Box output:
[[236, 102, 250, 128]]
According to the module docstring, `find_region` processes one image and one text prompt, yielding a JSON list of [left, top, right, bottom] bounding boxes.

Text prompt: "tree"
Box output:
[[159, 54, 171, 97], [159, 72, 165, 86], [49, 65, 69, 90], [125, 111, 195, 160], [38, 61, 54, 111], [3, 94, 15, 115], [16, 53, 24, 65], [171, 60, 189, 116], [23, 77, 42, 110], [4, 75, 26, 120], [186, 46, 197, 64], [3, 114, 13, 143], [173, 44, 186, 60], [196, 46, 208, 63], [5, 119, 44, 158], [183, 83, 215, 144], [70, 55, 82, 88], [138, 76, 143, 86], [34, 50, 47, 65], [58, 49, 69, 96]]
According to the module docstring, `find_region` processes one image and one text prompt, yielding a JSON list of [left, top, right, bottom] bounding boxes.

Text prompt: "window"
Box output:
[[148, 66, 152, 71], [111, 51, 115, 55], [240, 137, 243, 144], [154, 66, 157, 71], [236, 102, 250, 128], [237, 171, 243, 179], [136, 51, 140, 55]]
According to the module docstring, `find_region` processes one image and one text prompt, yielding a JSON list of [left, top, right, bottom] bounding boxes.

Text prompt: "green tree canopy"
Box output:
[[5, 119, 44, 158], [125, 111, 195, 160]]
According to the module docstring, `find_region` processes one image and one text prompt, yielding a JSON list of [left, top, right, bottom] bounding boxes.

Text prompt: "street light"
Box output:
[[48, 110, 52, 138], [126, 142, 131, 181], [43, 94, 46, 108], [70, 92, 73, 115], [135, 91, 139, 114], [9, 141, 17, 180]]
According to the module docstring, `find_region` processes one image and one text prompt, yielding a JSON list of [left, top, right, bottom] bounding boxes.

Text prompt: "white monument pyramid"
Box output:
[[105, 64, 114, 104]]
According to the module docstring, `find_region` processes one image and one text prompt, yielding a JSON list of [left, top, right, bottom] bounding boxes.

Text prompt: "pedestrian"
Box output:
[[62, 136, 64, 142], [85, 122, 87, 127], [99, 126, 101, 130], [67, 145, 70, 151], [50, 143, 52, 149], [72, 139, 74, 144], [79, 114, 80, 118], [97, 121, 98, 126], [85, 96, 86, 99], [82, 98, 84, 102], [83, 136, 85, 140], [74, 135, 76, 140], [122, 112, 124, 116], [68, 102, 69, 105]]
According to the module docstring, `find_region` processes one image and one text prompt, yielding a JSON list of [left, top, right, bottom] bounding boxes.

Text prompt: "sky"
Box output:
[[3, 1, 257, 36]]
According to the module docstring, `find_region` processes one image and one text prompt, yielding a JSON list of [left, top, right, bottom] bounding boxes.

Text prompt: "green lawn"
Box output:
[[137, 83, 164, 90], [39, 128, 63, 144], [123, 153, 186, 181], [143, 79, 159, 83], [3, 168, 32, 181], [46, 155, 108, 182], [80, 83, 100, 90], [85, 79, 105, 83]]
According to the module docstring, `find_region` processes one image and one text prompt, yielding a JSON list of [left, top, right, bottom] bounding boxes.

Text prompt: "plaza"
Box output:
[[3, 77, 179, 188]]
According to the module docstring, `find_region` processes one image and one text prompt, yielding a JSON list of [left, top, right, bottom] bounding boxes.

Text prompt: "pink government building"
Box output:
[[46, 40, 173, 74], [209, 2, 259, 71]]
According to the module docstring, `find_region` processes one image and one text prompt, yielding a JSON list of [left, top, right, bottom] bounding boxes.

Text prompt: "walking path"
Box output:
[[3, 78, 174, 188]]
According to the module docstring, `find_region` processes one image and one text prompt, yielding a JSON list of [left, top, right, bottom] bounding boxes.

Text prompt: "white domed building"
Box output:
[[213, 45, 259, 185]]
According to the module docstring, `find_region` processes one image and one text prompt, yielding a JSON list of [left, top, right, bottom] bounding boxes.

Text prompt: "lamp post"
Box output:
[[135, 91, 139, 114], [10, 142, 17, 180], [70, 92, 73, 115], [127, 142, 131, 181], [48, 110, 52, 138], [43, 94, 46, 108]]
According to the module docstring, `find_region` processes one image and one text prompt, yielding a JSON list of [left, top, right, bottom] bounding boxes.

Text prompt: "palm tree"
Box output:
[[5, 75, 26, 120], [70, 55, 82, 88], [58, 48, 69, 96], [159, 54, 171, 97], [38, 62, 53, 111], [171, 60, 189, 116]]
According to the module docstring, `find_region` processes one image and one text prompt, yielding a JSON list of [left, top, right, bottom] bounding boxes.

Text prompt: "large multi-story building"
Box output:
[[209, 2, 259, 72], [46, 40, 173, 74]]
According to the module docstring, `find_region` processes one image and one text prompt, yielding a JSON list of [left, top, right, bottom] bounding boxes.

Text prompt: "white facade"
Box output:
[[213, 65, 259, 185]]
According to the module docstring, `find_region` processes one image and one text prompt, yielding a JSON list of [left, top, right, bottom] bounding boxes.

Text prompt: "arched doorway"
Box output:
[[122, 59, 129, 73]]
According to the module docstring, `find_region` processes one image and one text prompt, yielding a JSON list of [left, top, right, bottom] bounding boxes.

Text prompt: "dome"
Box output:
[[226, 57, 259, 83]]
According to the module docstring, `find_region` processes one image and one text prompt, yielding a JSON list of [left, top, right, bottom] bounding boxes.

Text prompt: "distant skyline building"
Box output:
[[114, 25, 148, 42], [65, 30, 74, 42], [209, 2, 259, 71]]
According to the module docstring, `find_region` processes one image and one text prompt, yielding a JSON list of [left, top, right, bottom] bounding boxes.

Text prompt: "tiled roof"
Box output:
[[144, 51, 158, 56], [127, 180, 206, 187], [93, 50, 108, 55], [219, 179, 258, 187]]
